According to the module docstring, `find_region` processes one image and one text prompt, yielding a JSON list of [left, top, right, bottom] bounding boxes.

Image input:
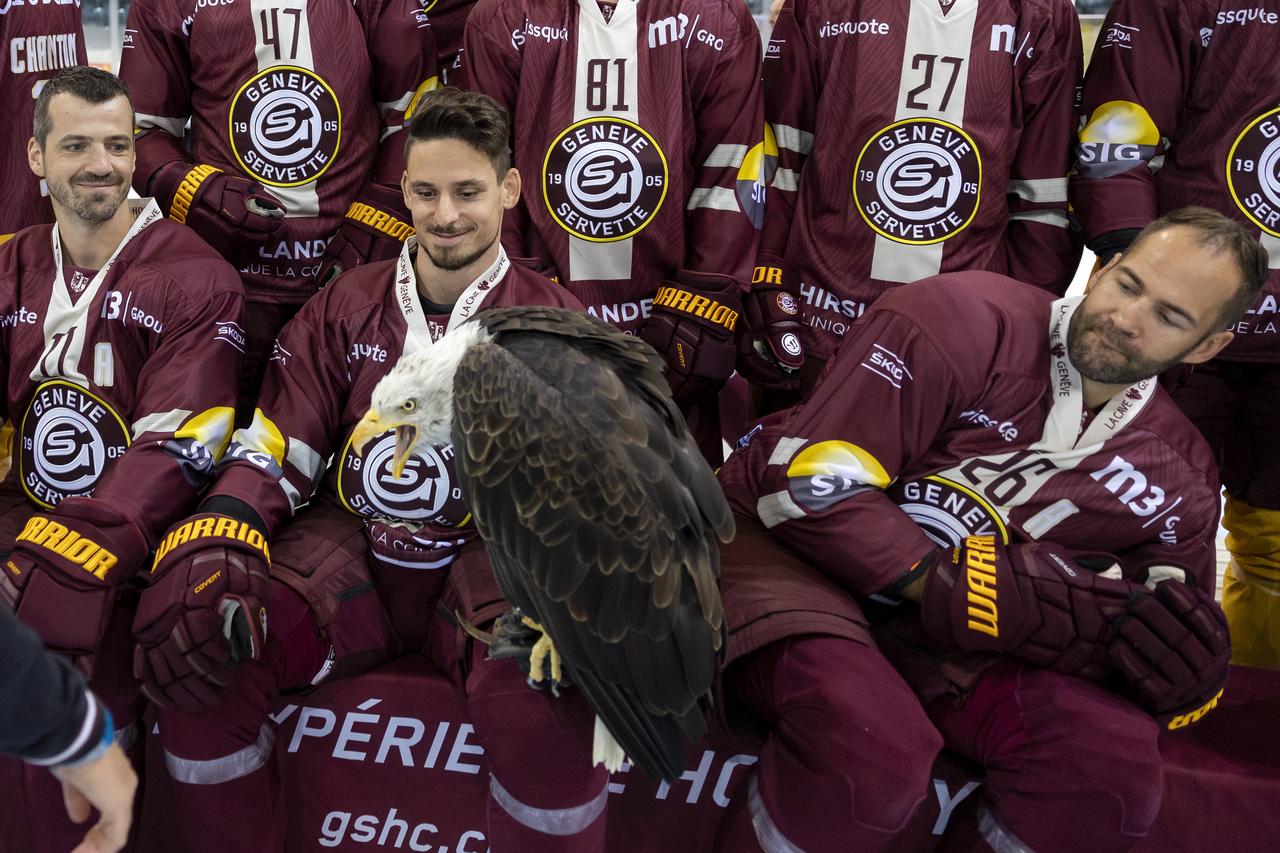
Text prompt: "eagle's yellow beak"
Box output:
[[351, 409, 386, 457], [351, 409, 417, 480]]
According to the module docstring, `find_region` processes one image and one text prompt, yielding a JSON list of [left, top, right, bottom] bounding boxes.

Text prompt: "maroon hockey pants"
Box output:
[[156, 584, 608, 853], [930, 660, 1164, 853], [431, 615, 610, 852], [718, 635, 943, 852]]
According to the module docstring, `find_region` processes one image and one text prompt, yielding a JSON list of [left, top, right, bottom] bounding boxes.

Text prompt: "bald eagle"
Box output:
[[351, 306, 732, 781]]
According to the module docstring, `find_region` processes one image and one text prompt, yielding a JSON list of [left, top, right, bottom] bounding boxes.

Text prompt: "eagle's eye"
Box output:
[[401, 399, 417, 413]]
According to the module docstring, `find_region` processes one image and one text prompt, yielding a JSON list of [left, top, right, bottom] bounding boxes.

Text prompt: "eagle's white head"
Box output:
[[350, 320, 492, 477]]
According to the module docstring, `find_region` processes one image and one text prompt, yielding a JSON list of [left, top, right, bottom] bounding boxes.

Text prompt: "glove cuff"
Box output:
[[167, 164, 223, 224], [151, 513, 271, 579], [341, 199, 414, 243]]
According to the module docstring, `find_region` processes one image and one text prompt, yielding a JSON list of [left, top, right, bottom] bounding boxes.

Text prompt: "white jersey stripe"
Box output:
[[1008, 177, 1069, 204], [686, 186, 741, 212]]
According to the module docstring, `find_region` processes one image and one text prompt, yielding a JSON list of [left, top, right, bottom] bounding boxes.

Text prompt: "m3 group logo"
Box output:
[[230, 66, 342, 187], [1227, 106, 1280, 236], [543, 117, 668, 241], [853, 118, 981, 245]]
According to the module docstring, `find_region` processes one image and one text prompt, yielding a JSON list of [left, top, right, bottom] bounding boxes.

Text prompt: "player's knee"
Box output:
[[1018, 673, 1164, 836]]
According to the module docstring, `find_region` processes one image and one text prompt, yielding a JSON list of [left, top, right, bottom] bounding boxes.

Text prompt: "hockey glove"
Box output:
[[738, 254, 804, 387], [314, 184, 414, 286], [920, 536, 1143, 679], [0, 500, 149, 658], [639, 271, 742, 406], [132, 513, 270, 712], [1109, 568, 1230, 730], [151, 161, 285, 258]]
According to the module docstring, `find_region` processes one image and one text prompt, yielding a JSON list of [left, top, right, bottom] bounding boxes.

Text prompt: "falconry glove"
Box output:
[[151, 161, 285, 259], [639, 270, 742, 406], [738, 253, 805, 388], [1109, 567, 1230, 730], [920, 536, 1144, 679], [132, 512, 270, 712], [0, 499, 149, 659], [315, 184, 414, 286]]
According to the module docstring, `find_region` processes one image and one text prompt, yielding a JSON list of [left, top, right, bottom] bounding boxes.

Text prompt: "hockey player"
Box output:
[[463, 0, 797, 455], [119, 0, 439, 413], [142, 88, 611, 853], [0, 66, 244, 851], [0, 0, 86, 236], [1073, 0, 1280, 669], [714, 207, 1258, 852], [762, 0, 1082, 399]]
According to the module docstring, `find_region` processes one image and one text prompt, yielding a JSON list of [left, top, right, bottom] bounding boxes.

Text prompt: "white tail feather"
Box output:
[[592, 716, 627, 772]]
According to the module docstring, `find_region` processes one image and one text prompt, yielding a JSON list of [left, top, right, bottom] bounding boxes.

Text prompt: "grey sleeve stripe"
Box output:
[[489, 775, 608, 836], [163, 724, 275, 785], [1007, 177, 1068, 204], [686, 186, 741, 212], [1009, 209, 1070, 228], [772, 124, 814, 155], [135, 113, 189, 138], [703, 144, 749, 168], [286, 438, 325, 483], [770, 168, 799, 192], [757, 491, 805, 529]]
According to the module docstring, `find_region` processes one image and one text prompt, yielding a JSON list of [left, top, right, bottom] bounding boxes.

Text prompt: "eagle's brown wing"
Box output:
[[454, 307, 731, 781]]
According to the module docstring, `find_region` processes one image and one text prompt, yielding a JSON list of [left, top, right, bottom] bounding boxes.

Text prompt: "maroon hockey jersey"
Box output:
[[1073, 0, 1280, 363], [463, 0, 765, 333], [120, 0, 438, 303], [766, 0, 1081, 361], [423, 0, 477, 84], [718, 273, 1222, 597], [0, 0, 86, 234], [207, 241, 584, 539], [0, 200, 244, 546]]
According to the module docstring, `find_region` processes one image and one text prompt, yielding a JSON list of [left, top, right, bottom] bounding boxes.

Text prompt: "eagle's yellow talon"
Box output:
[[521, 616, 563, 684]]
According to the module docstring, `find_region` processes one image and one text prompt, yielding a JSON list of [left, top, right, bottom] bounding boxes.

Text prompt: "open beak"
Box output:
[[391, 423, 417, 480], [353, 409, 418, 479]]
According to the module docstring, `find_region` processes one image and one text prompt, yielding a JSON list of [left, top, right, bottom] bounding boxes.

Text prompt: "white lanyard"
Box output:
[[35, 199, 163, 384], [393, 237, 510, 356]]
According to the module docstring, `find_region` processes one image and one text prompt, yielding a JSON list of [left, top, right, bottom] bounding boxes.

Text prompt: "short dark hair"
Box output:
[[403, 86, 512, 177], [1127, 206, 1270, 329], [33, 66, 134, 147]]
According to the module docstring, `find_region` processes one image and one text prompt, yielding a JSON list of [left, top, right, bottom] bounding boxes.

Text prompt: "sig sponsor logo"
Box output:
[[860, 343, 912, 388], [543, 118, 668, 242], [511, 21, 568, 50], [1090, 454, 1183, 544], [1227, 106, 1280, 237], [229, 66, 342, 187], [783, 440, 890, 513], [817, 19, 890, 38], [854, 118, 982, 245], [959, 409, 1018, 442], [1216, 7, 1279, 26]]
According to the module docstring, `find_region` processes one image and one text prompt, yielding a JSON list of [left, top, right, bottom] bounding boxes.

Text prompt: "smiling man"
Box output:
[[0, 66, 244, 851], [713, 207, 1265, 851], [141, 87, 609, 853]]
